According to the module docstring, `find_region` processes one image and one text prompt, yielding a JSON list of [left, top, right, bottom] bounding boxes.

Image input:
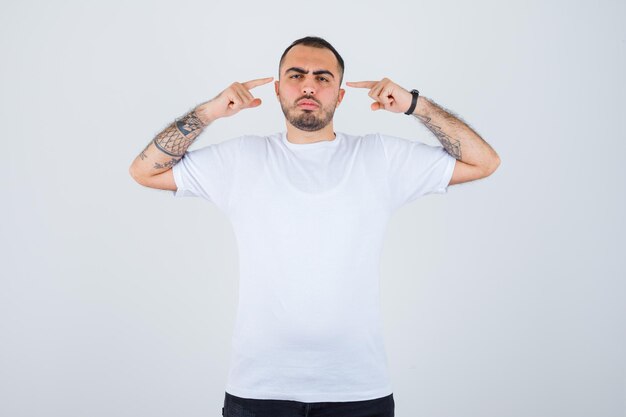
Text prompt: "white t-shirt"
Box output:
[[171, 131, 456, 402]]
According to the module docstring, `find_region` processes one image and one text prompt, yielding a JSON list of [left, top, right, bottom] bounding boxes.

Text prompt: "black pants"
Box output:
[[222, 391, 394, 417]]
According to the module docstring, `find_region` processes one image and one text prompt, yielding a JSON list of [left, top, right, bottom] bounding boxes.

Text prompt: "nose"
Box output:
[[302, 82, 315, 96]]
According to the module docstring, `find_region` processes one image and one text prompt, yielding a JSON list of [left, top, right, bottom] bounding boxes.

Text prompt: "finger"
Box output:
[[371, 102, 382, 111], [242, 77, 274, 90], [370, 81, 385, 101], [238, 89, 251, 109], [228, 90, 244, 110], [346, 81, 377, 88], [234, 84, 262, 108], [375, 95, 392, 109], [248, 98, 262, 107], [236, 84, 256, 104], [377, 85, 394, 107]]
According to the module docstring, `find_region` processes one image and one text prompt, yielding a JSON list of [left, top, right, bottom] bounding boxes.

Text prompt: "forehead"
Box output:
[[281, 44, 339, 73]]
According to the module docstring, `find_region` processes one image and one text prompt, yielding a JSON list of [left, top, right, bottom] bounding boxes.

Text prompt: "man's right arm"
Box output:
[[128, 77, 273, 191], [128, 104, 215, 190]]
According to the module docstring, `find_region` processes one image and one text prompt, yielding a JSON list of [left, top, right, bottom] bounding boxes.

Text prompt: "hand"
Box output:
[[346, 78, 413, 113], [196, 77, 274, 122]]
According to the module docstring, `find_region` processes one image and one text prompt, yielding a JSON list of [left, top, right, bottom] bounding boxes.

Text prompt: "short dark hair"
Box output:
[[279, 36, 345, 85]]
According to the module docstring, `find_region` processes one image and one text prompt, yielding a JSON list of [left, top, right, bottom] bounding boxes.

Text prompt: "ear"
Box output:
[[274, 80, 280, 98], [336, 88, 346, 107]]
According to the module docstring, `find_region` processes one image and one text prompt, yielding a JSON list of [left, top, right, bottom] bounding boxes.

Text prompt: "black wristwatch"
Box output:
[[404, 89, 420, 115]]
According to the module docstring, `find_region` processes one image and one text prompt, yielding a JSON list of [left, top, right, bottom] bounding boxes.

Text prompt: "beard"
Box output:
[[279, 96, 337, 132]]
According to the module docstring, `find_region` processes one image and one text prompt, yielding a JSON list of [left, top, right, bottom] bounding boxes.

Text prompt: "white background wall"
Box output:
[[1, 0, 624, 416]]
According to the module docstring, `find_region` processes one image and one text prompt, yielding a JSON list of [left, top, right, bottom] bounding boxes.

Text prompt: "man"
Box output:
[[129, 36, 500, 417]]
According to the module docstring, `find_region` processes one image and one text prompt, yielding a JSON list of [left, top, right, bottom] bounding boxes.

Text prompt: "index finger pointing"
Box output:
[[345, 81, 378, 88], [242, 77, 274, 90]]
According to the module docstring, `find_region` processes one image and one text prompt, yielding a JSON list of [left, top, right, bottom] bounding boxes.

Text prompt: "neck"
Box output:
[[285, 121, 336, 144]]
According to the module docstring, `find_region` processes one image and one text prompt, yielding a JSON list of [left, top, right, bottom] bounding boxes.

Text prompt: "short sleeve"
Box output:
[[171, 136, 242, 212], [379, 132, 456, 209]]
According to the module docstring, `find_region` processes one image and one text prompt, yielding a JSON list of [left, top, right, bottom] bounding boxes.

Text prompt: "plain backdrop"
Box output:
[[1, 1, 625, 416]]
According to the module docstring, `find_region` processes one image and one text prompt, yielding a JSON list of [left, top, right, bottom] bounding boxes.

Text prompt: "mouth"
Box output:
[[297, 100, 319, 109]]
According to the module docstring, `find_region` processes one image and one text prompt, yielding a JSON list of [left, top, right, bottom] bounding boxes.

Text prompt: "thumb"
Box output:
[[248, 98, 262, 108], [371, 101, 382, 111]]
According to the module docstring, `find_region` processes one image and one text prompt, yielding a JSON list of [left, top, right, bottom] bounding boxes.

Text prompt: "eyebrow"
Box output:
[[284, 67, 335, 79]]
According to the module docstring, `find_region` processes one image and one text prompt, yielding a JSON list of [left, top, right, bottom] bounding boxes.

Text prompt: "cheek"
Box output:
[[280, 84, 300, 100], [320, 89, 339, 103]]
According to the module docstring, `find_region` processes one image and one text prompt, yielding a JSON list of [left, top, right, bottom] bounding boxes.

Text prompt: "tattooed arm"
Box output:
[[129, 105, 212, 183], [129, 76, 274, 188], [346, 78, 500, 186], [411, 95, 500, 179], [411, 96, 495, 162]]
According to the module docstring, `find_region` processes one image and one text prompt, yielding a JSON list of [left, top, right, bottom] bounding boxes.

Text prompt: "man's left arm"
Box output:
[[346, 78, 501, 185], [412, 94, 500, 183]]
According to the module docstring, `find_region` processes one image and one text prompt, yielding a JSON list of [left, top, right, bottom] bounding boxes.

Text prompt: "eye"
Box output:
[[290, 74, 301, 79], [318, 76, 329, 82]]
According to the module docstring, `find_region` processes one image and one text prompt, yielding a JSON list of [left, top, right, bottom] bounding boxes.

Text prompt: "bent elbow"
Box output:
[[486, 155, 501, 176]]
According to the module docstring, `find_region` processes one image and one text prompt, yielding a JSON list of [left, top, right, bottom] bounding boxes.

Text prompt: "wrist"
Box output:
[[412, 95, 429, 117], [194, 102, 218, 126]]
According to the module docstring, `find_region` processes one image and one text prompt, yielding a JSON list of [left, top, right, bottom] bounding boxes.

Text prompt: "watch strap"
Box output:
[[404, 89, 420, 115]]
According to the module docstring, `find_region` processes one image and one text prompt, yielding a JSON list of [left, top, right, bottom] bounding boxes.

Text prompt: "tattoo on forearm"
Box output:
[[414, 113, 462, 160], [153, 158, 180, 169], [153, 109, 207, 157], [412, 98, 466, 160]]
